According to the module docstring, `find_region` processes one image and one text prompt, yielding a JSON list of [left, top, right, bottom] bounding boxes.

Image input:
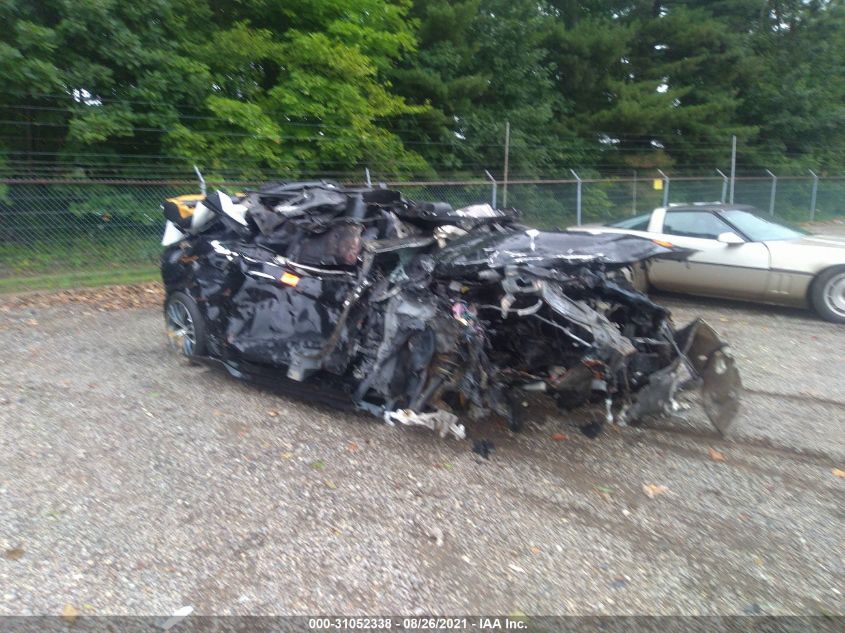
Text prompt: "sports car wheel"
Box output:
[[164, 291, 207, 357], [811, 267, 845, 324]]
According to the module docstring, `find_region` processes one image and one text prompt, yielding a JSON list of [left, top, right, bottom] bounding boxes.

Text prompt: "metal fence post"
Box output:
[[716, 169, 728, 202], [570, 169, 582, 225], [484, 170, 497, 208], [765, 169, 777, 215], [193, 165, 206, 195], [502, 121, 510, 208], [809, 169, 819, 220], [364, 168, 372, 187], [632, 170, 637, 215], [729, 135, 737, 204], [657, 169, 669, 207]]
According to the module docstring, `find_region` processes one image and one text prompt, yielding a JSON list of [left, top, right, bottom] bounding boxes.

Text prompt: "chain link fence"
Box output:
[[1, 175, 843, 292]]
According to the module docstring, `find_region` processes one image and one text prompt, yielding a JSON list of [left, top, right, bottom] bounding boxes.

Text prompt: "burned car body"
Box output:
[[160, 181, 741, 439]]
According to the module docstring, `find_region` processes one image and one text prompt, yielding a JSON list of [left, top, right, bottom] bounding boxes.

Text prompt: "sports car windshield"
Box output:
[[608, 213, 650, 230], [721, 210, 806, 241]]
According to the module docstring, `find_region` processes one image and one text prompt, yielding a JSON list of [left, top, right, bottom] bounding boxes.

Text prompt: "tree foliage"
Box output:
[[0, 0, 843, 179]]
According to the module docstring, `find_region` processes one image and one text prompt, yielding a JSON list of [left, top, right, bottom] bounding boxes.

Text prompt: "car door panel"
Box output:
[[650, 242, 769, 298], [646, 211, 772, 300]]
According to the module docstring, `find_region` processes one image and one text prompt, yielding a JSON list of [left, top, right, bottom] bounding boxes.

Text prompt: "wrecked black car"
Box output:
[[159, 181, 741, 440]]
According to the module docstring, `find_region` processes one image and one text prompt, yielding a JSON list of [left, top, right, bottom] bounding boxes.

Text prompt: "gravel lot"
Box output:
[[0, 289, 843, 616]]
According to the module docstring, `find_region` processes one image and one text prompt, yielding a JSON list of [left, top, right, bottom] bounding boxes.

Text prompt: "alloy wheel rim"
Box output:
[[166, 300, 196, 355], [824, 272, 845, 318]]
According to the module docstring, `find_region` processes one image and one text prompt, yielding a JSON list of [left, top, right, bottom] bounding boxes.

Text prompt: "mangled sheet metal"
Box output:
[[160, 181, 741, 438]]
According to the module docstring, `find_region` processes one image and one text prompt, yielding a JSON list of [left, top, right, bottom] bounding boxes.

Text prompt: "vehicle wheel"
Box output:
[[810, 266, 845, 324], [164, 291, 207, 357]]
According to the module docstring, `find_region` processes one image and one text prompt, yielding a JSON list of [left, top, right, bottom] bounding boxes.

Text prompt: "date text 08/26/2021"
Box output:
[[308, 617, 527, 630]]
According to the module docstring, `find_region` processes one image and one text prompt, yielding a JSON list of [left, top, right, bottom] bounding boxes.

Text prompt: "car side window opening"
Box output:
[[663, 211, 734, 240]]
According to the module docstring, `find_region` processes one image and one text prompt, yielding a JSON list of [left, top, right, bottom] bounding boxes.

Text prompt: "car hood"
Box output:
[[790, 234, 845, 248], [764, 234, 845, 272], [435, 228, 691, 278]]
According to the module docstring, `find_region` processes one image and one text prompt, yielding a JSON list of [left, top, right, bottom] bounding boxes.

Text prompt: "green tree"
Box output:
[[0, 0, 430, 179], [0, 0, 210, 174], [607, 3, 757, 169], [739, 0, 845, 170], [1, 0, 844, 180], [391, 0, 569, 178], [167, 1, 429, 179]]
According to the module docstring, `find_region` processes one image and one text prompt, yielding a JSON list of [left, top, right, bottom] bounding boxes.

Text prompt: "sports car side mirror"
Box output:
[[717, 231, 744, 245]]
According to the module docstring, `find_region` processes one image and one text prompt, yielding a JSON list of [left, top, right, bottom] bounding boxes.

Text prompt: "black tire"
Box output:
[[810, 266, 845, 324], [164, 291, 208, 357]]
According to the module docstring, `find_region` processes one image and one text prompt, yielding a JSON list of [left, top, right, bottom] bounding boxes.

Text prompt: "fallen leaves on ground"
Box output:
[[642, 483, 669, 498], [1, 282, 164, 312], [832, 467, 845, 478], [61, 604, 79, 623], [346, 442, 360, 453], [708, 447, 726, 462], [594, 485, 614, 500], [551, 433, 567, 441], [310, 460, 326, 471], [267, 410, 279, 417], [3, 547, 24, 561]]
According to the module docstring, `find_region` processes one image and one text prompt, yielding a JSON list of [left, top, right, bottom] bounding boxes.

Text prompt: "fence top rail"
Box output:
[[0, 178, 216, 186], [0, 177, 488, 187], [1, 175, 844, 187]]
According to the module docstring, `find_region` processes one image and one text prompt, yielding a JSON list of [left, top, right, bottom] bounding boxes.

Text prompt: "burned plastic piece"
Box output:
[[397, 200, 511, 230], [384, 409, 466, 440], [295, 221, 363, 267], [472, 439, 495, 459], [160, 180, 741, 445], [580, 422, 603, 439]]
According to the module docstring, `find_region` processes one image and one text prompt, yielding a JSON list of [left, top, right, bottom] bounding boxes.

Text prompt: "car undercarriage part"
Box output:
[[160, 180, 742, 440]]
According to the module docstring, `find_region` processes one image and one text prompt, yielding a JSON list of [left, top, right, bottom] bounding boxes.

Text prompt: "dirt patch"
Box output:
[[0, 282, 164, 312]]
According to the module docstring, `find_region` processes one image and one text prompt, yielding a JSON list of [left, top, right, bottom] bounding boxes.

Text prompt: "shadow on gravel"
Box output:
[[649, 290, 811, 322]]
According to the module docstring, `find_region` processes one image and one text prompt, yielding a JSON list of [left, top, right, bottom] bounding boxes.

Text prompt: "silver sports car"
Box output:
[[573, 203, 845, 323]]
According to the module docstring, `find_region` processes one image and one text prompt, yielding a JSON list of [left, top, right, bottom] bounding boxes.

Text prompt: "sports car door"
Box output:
[[648, 210, 771, 300]]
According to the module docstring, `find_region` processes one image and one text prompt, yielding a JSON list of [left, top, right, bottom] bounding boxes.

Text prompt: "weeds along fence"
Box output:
[[1, 174, 844, 291]]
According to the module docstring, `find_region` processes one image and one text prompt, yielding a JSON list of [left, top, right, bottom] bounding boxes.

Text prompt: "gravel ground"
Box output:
[[0, 290, 843, 616]]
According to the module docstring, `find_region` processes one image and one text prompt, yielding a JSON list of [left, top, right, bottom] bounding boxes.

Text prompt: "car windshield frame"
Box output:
[[718, 209, 807, 242]]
